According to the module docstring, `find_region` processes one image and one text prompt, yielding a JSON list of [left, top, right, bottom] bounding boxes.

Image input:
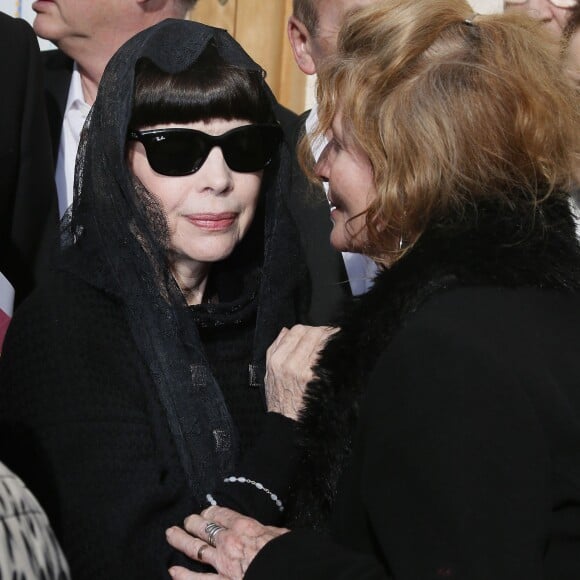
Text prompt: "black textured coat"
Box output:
[[247, 196, 580, 580], [0, 21, 308, 580], [0, 268, 303, 579]]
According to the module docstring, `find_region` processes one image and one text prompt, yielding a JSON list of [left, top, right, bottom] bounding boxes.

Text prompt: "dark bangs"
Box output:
[[130, 45, 276, 128]]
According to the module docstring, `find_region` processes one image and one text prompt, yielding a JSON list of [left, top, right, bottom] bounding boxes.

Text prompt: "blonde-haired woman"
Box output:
[[166, 1, 580, 578]]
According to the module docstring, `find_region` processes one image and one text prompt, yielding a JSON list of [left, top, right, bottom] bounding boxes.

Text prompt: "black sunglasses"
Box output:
[[128, 123, 283, 177]]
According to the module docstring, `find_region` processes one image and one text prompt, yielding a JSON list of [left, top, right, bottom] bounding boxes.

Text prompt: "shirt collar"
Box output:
[[65, 62, 91, 115]]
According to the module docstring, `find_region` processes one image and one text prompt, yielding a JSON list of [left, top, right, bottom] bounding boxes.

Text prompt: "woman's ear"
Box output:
[[288, 16, 317, 76]]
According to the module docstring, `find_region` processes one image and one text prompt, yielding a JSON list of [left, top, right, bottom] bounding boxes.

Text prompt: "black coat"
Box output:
[[0, 15, 58, 305], [0, 261, 303, 579], [247, 197, 580, 580]]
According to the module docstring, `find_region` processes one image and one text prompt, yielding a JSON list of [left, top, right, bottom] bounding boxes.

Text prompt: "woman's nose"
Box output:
[[315, 142, 332, 182], [197, 147, 234, 194]]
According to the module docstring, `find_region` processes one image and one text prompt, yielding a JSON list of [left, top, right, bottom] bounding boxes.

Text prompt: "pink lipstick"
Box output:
[[185, 212, 237, 231]]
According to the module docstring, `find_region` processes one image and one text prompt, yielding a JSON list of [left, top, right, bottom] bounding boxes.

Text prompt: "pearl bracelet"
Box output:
[[206, 476, 284, 512]]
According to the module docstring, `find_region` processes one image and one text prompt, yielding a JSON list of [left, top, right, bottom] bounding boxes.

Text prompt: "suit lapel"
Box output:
[[41, 50, 73, 165]]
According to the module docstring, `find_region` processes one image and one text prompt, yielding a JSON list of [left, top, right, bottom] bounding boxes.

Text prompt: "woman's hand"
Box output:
[[166, 505, 288, 579], [265, 324, 338, 420]]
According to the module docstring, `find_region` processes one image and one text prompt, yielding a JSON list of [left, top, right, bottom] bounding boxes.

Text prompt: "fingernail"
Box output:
[[168, 568, 176, 578]]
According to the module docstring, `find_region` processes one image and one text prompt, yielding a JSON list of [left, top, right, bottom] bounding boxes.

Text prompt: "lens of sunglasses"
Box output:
[[129, 124, 282, 177]]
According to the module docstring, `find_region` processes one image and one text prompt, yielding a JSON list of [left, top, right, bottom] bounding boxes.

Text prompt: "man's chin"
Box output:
[[32, 19, 62, 45]]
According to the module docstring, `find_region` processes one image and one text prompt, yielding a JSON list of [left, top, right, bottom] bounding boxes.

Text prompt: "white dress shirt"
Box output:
[[55, 64, 91, 217], [305, 105, 378, 296]]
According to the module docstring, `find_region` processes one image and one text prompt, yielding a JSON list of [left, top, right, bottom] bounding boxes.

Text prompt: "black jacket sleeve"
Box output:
[[210, 412, 300, 525]]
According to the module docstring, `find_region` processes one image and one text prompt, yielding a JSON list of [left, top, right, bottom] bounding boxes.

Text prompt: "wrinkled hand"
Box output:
[[265, 324, 338, 420], [166, 505, 288, 579]]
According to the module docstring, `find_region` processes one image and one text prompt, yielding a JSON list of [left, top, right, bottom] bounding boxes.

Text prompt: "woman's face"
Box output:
[[127, 119, 262, 267], [315, 113, 377, 252]]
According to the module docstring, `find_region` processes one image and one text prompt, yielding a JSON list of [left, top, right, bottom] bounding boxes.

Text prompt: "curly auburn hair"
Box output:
[[303, 0, 580, 264]]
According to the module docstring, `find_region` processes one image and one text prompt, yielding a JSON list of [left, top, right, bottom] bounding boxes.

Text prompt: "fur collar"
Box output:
[[287, 196, 580, 528]]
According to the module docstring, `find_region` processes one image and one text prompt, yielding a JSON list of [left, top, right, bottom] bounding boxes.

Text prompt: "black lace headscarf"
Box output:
[[59, 19, 306, 503]]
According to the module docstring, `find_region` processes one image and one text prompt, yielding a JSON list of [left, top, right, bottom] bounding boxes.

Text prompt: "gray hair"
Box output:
[[292, 0, 319, 34]]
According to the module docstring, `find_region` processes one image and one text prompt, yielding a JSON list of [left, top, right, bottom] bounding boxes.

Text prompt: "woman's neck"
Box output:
[[171, 257, 211, 306]]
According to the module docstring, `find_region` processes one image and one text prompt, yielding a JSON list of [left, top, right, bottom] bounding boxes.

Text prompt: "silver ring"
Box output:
[[205, 522, 225, 548]]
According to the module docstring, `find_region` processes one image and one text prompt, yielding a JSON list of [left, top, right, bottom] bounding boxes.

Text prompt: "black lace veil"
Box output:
[[59, 19, 305, 503]]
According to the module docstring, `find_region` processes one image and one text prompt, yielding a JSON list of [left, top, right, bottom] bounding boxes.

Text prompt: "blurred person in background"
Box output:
[[0, 13, 70, 579], [0, 12, 56, 310], [564, 2, 580, 86], [504, 0, 580, 236], [504, 0, 577, 38], [564, 2, 580, 234], [283, 0, 379, 325]]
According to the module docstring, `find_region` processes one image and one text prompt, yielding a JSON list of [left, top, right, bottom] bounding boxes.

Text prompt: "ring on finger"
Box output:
[[197, 543, 209, 561], [205, 522, 226, 548]]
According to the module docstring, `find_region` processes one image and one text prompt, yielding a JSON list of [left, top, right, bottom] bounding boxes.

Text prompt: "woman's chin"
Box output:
[[329, 234, 348, 253], [330, 229, 363, 254], [172, 242, 240, 266]]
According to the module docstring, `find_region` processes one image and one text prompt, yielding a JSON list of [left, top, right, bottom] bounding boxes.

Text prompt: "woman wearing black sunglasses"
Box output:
[[0, 19, 321, 580]]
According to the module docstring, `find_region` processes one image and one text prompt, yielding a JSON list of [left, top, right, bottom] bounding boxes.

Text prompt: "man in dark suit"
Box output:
[[286, 0, 379, 311], [0, 14, 69, 573], [0, 12, 57, 308]]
